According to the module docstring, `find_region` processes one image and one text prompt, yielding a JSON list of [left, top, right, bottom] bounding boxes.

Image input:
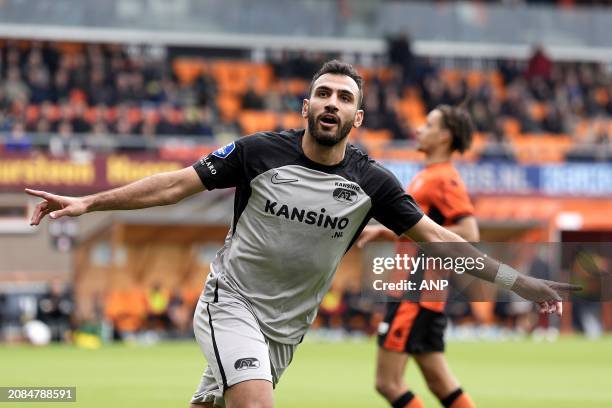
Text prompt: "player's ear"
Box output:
[[440, 128, 452, 145], [353, 109, 364, 128], [301, 99, 309, 119]]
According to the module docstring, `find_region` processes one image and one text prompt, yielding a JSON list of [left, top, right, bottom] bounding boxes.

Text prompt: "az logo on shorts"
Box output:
[[234, 357, 260, 370]]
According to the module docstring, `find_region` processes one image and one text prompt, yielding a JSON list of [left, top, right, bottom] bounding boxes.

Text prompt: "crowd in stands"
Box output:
[[0, 39, 611, 161]]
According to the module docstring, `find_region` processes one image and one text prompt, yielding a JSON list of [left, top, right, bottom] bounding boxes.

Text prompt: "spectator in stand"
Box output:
[[3, 66, 29, 104], [525, 45, 553, 80], [4, 121, 32, 151], [49, 120, 82, 156], [196, 107, 215, 138], [27, 67, 52, 104], [1, 40, 611, 161], [193, 71, 218, 108], [157, 103, 181, 135], [139, 109, 159, 137], [146, 283, 172, 333], [387, 32, 416, 85], [241, 80, 265, 110], [105, 278, 148, 341], [52, 69, 71, 103], [214, 114, 243, 143]]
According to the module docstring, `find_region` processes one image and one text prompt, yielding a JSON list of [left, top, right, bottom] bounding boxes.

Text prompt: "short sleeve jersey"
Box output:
[[407, 162, 473, 226], [193, 129, 423, 344]]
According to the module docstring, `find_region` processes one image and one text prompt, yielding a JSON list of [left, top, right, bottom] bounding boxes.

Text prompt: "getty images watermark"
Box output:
[[371, 253, 487, 292], [361, 242, 611, 302]]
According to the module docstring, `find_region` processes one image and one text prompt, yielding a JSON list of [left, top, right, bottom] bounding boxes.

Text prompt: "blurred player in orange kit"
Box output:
[[359, 105, 479, 408]]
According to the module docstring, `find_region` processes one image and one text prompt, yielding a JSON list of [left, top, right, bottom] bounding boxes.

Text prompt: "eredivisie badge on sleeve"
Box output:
[[212, 142, 236, 159]]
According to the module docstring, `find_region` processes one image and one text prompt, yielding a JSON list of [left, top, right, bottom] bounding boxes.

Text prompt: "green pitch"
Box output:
[[1, 336, 611, 407]]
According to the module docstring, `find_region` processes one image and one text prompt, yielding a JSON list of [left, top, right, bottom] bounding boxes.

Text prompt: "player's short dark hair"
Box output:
[[308, 60, 364, 107], [436, 104, 474, 154]]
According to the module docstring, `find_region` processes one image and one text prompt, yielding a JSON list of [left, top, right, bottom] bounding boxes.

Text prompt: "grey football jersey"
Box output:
[[193, 129, 423, 344]]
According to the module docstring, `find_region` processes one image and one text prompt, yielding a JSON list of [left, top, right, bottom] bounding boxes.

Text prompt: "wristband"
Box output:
[[495, 263, 519, 290]]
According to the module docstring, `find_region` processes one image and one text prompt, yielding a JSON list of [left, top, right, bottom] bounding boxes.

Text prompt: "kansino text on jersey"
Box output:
[[263, 200, 349, 230], [372, 279, 449, 291]]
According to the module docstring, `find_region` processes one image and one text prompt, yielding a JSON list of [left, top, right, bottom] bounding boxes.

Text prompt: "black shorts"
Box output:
[[377, 302, 447, 354]]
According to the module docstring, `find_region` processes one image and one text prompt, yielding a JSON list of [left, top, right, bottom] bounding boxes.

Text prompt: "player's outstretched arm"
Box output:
[[402, 216, 581, 315], [26, 166, 204, 225]]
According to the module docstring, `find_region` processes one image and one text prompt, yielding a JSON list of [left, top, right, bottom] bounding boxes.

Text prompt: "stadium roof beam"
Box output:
[[2, 23, 612, 62]]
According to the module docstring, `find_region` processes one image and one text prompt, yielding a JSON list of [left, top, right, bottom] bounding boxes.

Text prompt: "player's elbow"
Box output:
[[463, 228, 479, 242]]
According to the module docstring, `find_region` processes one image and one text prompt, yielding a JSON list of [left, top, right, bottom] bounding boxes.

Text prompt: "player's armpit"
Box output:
[[401, 215, 465, 244], [356, 225, 398, 248]]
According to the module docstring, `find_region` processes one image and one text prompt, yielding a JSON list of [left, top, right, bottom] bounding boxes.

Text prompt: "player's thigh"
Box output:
[[224, 379, 274, 408], [376, 347, 410, 384], [192, 300, 274, 400], [413, 352, 459, 395]]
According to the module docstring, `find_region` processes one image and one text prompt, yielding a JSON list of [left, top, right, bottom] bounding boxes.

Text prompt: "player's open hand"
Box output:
[[511, 275, 581, 316], [25, 188, 88, 225]]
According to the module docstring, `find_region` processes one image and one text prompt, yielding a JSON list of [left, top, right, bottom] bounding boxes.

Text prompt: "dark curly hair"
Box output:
[[308, 60, 364, 107], [436, 104, 474, 153]]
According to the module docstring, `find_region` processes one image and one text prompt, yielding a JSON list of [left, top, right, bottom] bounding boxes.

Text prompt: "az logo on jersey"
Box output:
[[333, 188, 357, 204], [212, 142, 236, 159]]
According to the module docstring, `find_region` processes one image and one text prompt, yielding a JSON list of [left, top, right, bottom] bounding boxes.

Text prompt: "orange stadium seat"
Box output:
[[25, 105, 40, 124], [573, 119, 591, 141], [282, 112, 303, 129], [127, 108, 143, 125], [282, 78, 309, 96], [377, 148, 423, 161], [105, 107, 117, 123], [441, 69, 461, 85], [528, 102, 547, 122], [489, 71, 506, 98], [513, 134, 573, 163], [466, 70, 485, 90], [361, 129, 392, 148], [84, 106, 97, 123], [238, 110, 280, 135], [594, 87, 609, 105], [397, 98, 426, 125], [250, 64, 274, 95], [503, 118, 521, 138], [217, 94, 242, 120], [211, 61, 253, 95], [172, 59, 206, 85]]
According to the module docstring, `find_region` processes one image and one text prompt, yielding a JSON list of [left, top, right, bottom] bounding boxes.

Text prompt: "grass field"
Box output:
[[1, 336, 611, 407]]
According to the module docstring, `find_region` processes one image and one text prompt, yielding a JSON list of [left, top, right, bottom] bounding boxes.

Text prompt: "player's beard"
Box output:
[[307, 109, 354, 147]]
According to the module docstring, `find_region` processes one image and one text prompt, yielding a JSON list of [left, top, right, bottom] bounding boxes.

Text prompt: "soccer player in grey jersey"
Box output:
[[26, 60, 578, 408]]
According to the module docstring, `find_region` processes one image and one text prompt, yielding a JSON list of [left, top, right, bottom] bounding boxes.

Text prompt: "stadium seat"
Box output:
[[172, 58, 205, 85], [238, 110, 280, 135], [282, 112, 303, 129], [216, 94, 242, 121]]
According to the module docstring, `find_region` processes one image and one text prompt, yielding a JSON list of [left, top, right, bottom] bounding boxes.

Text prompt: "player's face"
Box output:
[[416, 109, 449, 154], [303, 73, 364, 146]]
